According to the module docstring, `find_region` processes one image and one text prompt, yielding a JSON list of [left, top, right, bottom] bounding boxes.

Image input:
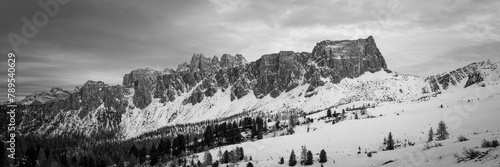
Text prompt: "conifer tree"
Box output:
[[288, 150, 297, 166], [88, 155, 96, 167], [204, 125, 214, 147], [60, 153, 69, 167], [222, 150, 229, 164], [230, 148, 239, 165], [428, 127, 434, 142], [212, 160, 219, 167], [305, 150, 313, 165], [139, 145, 148, 164], [327, 109, 332, 118], [257, 131, 263, 140], [178, 134, 187, 155], [130, 154, 139, 166], [246, 162, 254, 167], [129, 144, 139, 158], [70, 155, 78, 166], [166, 138, 172, 156], [436, 121, 449, 140], [158, 139, 166, 156], [300, 146, 307, 164], [238, 147, 244, 160], [319, 149, 327, 163], [36, 148, 47, 166], [80, 155, 88, 167], [386, 132, 395, 150], [150, 144, 159, 166], [26, 146, 38, 166], [204, 151, 213, 166]]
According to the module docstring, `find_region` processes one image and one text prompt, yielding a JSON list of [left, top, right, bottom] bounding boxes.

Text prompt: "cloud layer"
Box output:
[[1, 0, 499, 101]]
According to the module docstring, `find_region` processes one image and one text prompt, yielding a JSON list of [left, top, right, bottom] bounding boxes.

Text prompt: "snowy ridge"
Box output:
[[117, 60, 500, 138]]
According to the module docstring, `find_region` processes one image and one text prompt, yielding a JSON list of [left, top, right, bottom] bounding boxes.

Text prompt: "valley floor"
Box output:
[[187, 83, 500, 167]]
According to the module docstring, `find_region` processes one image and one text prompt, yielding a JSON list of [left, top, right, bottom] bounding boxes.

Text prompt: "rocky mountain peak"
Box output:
[[176, 53, 247, 72], [310, 36, 387, 71], [49, 87, 66, 94], [20, 87, 70, 105], [189, 53, 220, 73], [211, 56, 220, 65], [220, 53, 247, 68]]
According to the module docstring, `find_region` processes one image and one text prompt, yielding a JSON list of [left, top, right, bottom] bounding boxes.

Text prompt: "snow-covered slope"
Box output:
[[119, 60, 500, 138], [188, 78, 500, 167]]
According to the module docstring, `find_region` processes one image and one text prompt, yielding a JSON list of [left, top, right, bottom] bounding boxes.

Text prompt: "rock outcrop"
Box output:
[[424, 61, 488, 92], [123, 68, 162, 109], [78, 80, 127, 118], [464, 72, 484, 88], [17, 80, 128, 135]]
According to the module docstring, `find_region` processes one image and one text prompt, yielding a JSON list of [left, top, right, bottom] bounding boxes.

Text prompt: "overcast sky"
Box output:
[[1, 0, 499, 101]]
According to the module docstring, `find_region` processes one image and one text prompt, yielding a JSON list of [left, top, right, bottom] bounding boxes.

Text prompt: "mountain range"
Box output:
[[15, 36, 499, 139]]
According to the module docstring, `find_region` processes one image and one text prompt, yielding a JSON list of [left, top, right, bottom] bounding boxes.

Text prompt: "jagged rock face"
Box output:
[[189, 53, 220, 73], [152, 36, 391, 104], [424, 61, 483, 92], [155, 53, 249, 104], [252, 51, 310, 98], [123, 68, 162, 109], [155, 71, 206, 103], [310, 36, 387, 79], [220, 54, 247, 68], [78, 81, 127, 118], [16, 80, 128, 135], [465, 72, 484, 88], [183, 87, 204, 105], [303, 36, 388, 93]]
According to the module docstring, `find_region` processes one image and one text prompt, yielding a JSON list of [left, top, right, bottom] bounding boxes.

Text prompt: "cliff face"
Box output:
[[152, 36, 389, 105], [17, 80, 127, 134]]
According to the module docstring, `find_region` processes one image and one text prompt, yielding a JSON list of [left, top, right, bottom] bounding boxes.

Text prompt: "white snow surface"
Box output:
[[186, 81, 500, 167]]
